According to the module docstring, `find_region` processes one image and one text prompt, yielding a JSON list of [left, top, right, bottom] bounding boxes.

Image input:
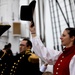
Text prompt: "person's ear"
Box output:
[[71, 36, 75, 42]]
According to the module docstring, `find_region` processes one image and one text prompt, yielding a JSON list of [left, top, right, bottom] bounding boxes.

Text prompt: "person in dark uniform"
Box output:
[[0, 38, 42, 75], [0, 23, 12, 75], [9, 38, 42, 75], [3, 43, 13, 56], [0, 43, 14, 75]]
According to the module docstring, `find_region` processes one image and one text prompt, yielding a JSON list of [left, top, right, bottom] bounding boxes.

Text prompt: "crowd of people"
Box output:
[[1, 21, 75, 75], [0, 38, 43, 75]]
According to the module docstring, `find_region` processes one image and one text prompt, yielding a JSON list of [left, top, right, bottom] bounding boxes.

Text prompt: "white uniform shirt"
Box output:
[[32, 36, 75, 75]]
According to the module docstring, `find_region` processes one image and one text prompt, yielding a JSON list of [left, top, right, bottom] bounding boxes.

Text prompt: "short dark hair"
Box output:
[[4, 43, 11, 49], [22, 38, 32, 49], [65, 27, 75, 45]]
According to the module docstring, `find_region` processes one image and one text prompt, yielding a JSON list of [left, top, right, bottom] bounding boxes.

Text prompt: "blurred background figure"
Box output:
[[3, 43, 13, 56]]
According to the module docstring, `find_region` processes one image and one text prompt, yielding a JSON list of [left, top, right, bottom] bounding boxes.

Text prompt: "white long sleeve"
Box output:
[[69, 55, 75, 75], [32, 36, 75, 75], [32, 36, 62, 64]]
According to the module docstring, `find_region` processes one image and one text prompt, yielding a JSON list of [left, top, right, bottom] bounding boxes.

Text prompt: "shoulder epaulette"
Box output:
[[25, 50, 31, 54], [0, 51, 6, 59], [28, 53, 39, 63]]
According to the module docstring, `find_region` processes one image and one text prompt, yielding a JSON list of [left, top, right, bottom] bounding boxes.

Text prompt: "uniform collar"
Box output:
[[63, 45, 75, 56]]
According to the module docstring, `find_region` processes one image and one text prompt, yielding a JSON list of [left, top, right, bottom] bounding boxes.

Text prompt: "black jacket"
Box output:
[[0, 50, 14, 75], [0, 50, 42, 75]]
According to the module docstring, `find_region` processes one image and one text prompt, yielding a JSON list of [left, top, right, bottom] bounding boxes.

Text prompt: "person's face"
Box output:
[[60, 30, 74, 47], [19, 40, 27, 53]]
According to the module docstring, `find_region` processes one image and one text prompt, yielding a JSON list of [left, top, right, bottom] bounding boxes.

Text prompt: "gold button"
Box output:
[[0, 64, 2, 66], [22, 55, 24, 57], [57, 68, 59, 70], [18, 60, 20, 62], [1, 71, 3, 73], [20, 57, 22, 59], [62, 56, 64, 58], [10, 73, 12, 75], [12, 66, 15, 68], [58, 64, 60, 66], [60, 60, 62, 62], [14, 63, 16, 65], [11, 69, 13, 71], [56, 72, 58, 74]]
